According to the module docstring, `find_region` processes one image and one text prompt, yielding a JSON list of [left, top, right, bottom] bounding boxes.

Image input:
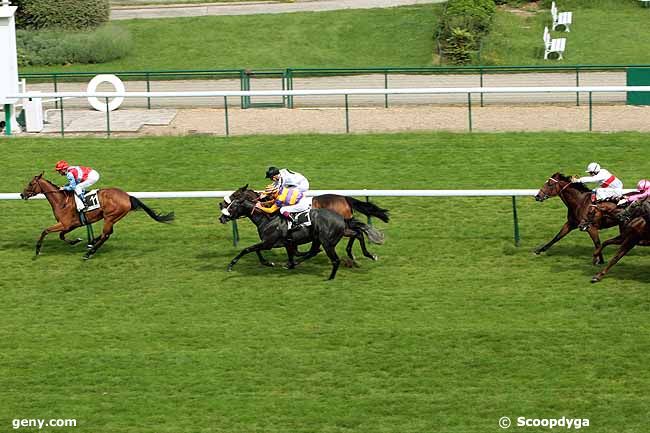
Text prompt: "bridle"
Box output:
[[541, 177, 572, 200]]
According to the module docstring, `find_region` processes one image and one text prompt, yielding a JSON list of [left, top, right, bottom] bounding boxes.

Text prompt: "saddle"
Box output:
[[287, 209, 312, 231], [74, 190, 101, 225]]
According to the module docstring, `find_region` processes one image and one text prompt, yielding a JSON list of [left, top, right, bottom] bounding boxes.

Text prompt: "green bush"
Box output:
[[437, 0, 496, 65], [14, 0, 109, 30], [16, 25, 131, 66]]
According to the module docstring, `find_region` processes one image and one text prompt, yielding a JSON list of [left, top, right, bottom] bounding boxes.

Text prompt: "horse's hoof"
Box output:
[[591, 276, 601, 283], [371, 254, 378, 261], [226, 267, 233, 272], [83, 255, 92, 260], [533, 249, 542, 255], [86, 244, 94, 249], [263, 261, 275, 267]]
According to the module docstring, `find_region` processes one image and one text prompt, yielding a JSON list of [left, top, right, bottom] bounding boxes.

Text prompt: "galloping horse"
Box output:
[[579, 200, 650, 283], [534, 173, 620, 264], [21, 173, 174, 259], [219, 191, 383, 280], [220, 186, 389, 262]]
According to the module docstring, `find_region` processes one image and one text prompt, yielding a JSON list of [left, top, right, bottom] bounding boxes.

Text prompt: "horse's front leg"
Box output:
[[60, 229, 83, 246], [228, 241, 274, 272], [535, 221, 575, 254], [586, 226, 604, 265], [35, 222, 67, 256]]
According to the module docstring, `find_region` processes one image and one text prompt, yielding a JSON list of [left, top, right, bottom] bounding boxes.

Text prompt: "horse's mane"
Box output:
[[552, 172, 591, 193]]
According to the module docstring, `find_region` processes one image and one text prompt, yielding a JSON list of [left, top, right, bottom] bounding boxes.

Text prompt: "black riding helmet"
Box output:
[[265, 166, 280, 179]]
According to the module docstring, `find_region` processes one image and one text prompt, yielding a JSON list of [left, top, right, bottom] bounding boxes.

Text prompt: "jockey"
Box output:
[[573, 162, 623, 201], [55, 160, 100, 211], [256, 185, 310, 223], [618, 179, 650, 206], [265, 166, 310, 193]]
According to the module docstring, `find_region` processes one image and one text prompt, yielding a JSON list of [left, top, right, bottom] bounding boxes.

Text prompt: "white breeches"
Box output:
[[595, 187, 623, 201], [280, 197, 312, 214], [74, 170, 100, 196]]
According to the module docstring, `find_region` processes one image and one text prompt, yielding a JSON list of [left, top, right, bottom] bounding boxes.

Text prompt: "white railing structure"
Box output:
[[1, 188, 579, 246], [3, 85, 650, 136]]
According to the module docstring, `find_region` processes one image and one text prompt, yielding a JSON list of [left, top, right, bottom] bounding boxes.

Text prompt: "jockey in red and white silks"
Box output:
[[55, 160, 100, 210], [575, 162, 623, 201]]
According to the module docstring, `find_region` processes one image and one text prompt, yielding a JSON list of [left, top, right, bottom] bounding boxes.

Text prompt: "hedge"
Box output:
[[14, 0, 109, 30]]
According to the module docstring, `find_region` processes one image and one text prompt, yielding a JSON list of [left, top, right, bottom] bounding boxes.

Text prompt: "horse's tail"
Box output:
[[129, 196, 175, 223], [348, 218, 384, 245], [345, 197, 390, 223]]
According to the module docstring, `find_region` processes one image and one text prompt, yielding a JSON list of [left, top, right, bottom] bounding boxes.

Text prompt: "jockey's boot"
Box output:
[[76, 192, 87, 211]]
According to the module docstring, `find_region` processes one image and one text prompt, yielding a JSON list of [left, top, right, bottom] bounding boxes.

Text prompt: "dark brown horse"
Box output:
[[20, 173, 174, 259], [579, 200, 650, 283], [534, 172, 620, 264], [220, 186, 389, 262]]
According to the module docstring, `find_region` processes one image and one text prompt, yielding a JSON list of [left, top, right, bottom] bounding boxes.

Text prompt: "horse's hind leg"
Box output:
[[35, 222, 66, 256], [591, 238, 638, 283], [586, 226, 604, 265], [356, 231, 377, 261], [323, 243, 341, 280]]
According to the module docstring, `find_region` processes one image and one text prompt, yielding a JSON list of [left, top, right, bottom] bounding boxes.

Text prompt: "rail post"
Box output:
[[589, 91, 593, 131], [105, 97, 111, 137], [575, 67, 580, 106], [146, 72, 152, 110], [59, 97, 64, 137], [512, 196, 521, 247], [384, 71, 389, 108], [224, 96, 230, 136], [344, 94, 350, 133], [3, 104, 11, 135], [232, 220, 239, 246], [467, 92, 473, 132], [479, 68, 484, 107]]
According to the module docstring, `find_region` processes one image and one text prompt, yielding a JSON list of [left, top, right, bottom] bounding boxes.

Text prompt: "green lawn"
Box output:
[[1, 132, 650, 432], [480, 0, 650, 65], [20, 5, 441, 73]]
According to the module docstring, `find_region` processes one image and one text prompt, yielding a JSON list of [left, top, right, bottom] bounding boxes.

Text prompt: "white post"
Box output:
[[0, 0, 21, 134]]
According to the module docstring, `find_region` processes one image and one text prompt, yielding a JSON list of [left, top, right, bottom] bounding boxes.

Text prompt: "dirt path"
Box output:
[[111, 0, 447, 20]]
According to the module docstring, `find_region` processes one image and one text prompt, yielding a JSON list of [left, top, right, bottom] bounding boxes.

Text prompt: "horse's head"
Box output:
[[535, 173, 572, 202], [219, 184, 259, 210], [20, 173, 45, 200], [219, 195, 255, 224]]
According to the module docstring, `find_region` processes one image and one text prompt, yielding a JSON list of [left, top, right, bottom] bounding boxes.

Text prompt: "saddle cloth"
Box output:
[[287, 204, 312, 231], [75, 190, 101, 212]]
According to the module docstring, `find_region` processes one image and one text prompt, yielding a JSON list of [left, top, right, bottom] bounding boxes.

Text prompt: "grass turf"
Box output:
[[20, 5, 442, 73], [1, 132, 650, 433], [480, 0, 650, 65]]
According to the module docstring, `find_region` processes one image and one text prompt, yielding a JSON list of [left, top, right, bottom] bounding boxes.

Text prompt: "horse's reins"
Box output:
[[547, 177, 573, 198]]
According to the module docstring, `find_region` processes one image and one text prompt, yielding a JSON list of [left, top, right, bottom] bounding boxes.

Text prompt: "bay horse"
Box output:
[[579, 200, 650, 283], [219, 186, 389, 262], [219, 189, 384, 280], [534, 172, 621, 264], [20, 173, 174, 259]]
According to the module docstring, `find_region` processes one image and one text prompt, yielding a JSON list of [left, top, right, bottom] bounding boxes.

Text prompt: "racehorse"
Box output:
[[219, 189, 384, 280], [219, 186, 389, 263], [534, 172, 620, 264], [579, 200, 650, 283], [20, 173, 174, 259]]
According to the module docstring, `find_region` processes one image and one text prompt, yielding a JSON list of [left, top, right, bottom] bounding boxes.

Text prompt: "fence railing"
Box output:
[[4, 85, 650, 136], [18, 64, 650, 109], [0, 188, 584, 247]]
